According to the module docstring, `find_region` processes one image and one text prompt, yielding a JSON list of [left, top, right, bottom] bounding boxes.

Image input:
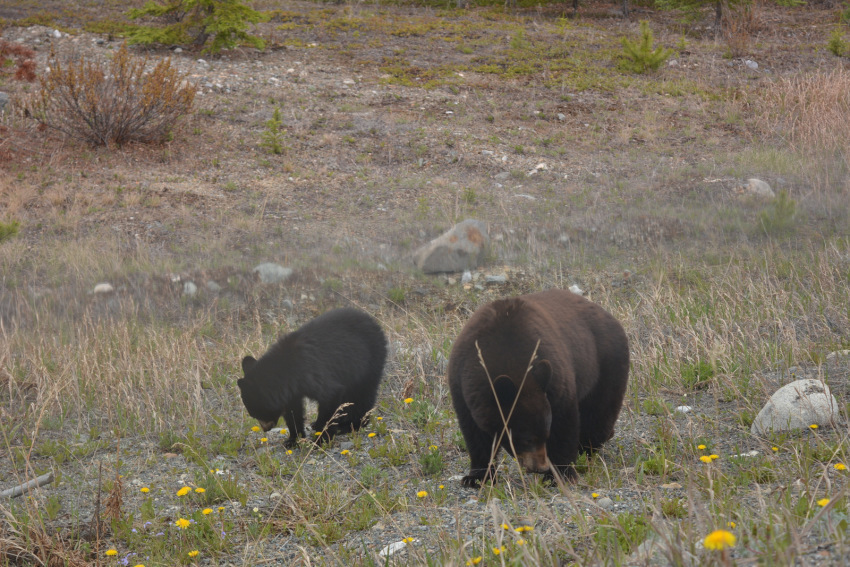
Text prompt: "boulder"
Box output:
[[413, 219, 489, 274], [744, 178, 775, 198], [750, 379, 840, 435]]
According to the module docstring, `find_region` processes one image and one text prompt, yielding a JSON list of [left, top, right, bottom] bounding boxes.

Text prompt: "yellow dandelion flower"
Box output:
[[376, 416, 383, 421], [251, 425, 261, 432], [286, 450, 293, 455], [439, 484, 444, 489], [817, 498, 830, 507], [260, 437, 268, 443], [133, 565, 145, 567], [493, 545, 506, 555], [341, 449, 350, 455], [218, 506, 225, 512], [516, 525, 534, 532], [703, 529, 736, 550], [402, 537, 414, 543], [106, 549, 118, 556], [517, 539, 527, 545], [727, 521, 736, 529], [404, 397, 414, 404], [194, 487, 205, 494], [501, 523, 510, 530], [188, 550, 199, 558], [417, 490, 428, 498], [175, 518, 191, 529], [835, 463, 847, 471], [140, 487, 149, 493], [466, 557, 482, 566], [368, 432, 377, 438], [280, 429, 287, 435], [810, 424, 819, 429], [314, 432, 322, 436], [700, 455, 713, 463], [177, 486, 191, 497], [772, 446, 779, 452], [709, 454, 719, 461], [697, 444, 706, 450], [591, 492, 599, 498], [202, 508, 213, 515]]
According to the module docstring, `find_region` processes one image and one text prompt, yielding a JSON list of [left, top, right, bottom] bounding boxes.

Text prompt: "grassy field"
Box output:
[[1, 0, 850, 565]]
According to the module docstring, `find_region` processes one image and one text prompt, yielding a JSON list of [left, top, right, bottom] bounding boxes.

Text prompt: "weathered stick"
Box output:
[[0, 471, 54, 499]]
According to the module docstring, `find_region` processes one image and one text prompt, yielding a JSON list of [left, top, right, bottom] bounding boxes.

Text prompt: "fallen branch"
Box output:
[[0, 472, 54, 499]]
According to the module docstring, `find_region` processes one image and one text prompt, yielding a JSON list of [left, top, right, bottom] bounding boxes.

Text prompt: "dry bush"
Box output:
[[27, 43, 196, 147], [723, 0, 765, 57], [758, 67, 850, 170]]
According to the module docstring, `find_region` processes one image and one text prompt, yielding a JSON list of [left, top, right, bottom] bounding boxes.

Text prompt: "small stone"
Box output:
[[205, 281, 221, 292], [461, 270, 472, 284], [744, 178, 775, 198], [494, 172, 510, 180], [183, 281, 197, 296], [660, 482, 682, 489], [596, 497, 614, 510], [569, 284, 584, 296], [668, 59, 679, 67], [485, 274, 507, 284], [557, 113, 566, 121], [269, 492, 281, 500], [826, 350, 850, 361], [253, 263, 293, 284], [413, 219, 489, 274], [94, 282, 114, 294], [675, 405, 692, 413], [52, 29, 61, 38], [744, 59, 758, 70], [174, 47, 182, 54]]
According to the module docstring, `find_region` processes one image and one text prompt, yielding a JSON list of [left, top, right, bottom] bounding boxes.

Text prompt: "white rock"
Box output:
[[668, 59, 679, 67], [744, 178, 775, 198], [378, 540, 412, 557], [183, 281, 197, 296], [675, 405, 692, 413], [826, 350, 850, 361], [93, 283, 114, 294], [557, 113, 566, 121], [461, 270, 472, 284], [253, 263, 293, 284], [751, 379, 840, 435], [52, 29, 61, 38], [731, 450, 759, 458], [569, 284, 584, 296], [744, 59, 758, 70]]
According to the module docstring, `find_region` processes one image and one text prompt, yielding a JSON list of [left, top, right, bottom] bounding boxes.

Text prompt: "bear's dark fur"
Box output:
[[238, 307, 387, 447], [448, 289, 629, 487]]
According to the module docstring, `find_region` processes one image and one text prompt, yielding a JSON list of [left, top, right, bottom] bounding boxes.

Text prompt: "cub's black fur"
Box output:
[[238, 307, 387, 447]]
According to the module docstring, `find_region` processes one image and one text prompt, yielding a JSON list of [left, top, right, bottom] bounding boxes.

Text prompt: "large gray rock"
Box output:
[[413, 219, 489, 274], [253, 263, 293, 284], [0, 92, 9, 113], [744, 178, 775, 198], [751, 379, 840, 436]]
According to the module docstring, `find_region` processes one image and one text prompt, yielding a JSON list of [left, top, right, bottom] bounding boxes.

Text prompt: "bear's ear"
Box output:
[[241, 356, 257, 375], [531, 359, 552, 392], [492, 375, 518, 415]]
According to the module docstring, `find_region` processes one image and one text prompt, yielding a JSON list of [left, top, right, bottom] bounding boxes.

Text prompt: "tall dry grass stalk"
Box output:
[[758, 67, 850, 188]]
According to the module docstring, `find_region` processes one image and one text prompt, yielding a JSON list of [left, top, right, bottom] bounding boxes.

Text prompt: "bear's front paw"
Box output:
[[543, 464, 578, 485], [284, 437, 300, 449], [461, 466, 496, 488], [461, 474, 483, 489]]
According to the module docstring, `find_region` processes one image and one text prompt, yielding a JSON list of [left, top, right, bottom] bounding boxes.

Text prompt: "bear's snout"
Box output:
[[517, 446, 551, 473]]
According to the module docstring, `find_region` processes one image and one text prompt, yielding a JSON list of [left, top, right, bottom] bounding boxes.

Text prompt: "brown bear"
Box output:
[[238, 307, 387, 447], [448, 289, 629, 487]]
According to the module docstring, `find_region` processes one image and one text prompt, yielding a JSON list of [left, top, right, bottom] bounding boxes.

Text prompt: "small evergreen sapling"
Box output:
[[260, 106, 285, 155], [128, 0, 268, 54], [620, 21, 672, 74]]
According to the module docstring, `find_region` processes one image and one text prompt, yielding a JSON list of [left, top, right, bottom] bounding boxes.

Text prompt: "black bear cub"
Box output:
[[448, 289, 629, 487], [238, 307, 387, 447]]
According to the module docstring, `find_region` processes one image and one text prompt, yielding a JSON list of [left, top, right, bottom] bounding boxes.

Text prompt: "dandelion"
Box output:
[[516, 525, 534, 532], [188, 550, 199, 558], [727, 521, 736, 529], [417, 490, 428, 498], [703, 529, 736, 550], [817, 498, 830, 507], [697, 444, 706, 450], [404, 397, 413, 404], [286, 450, 293, 455], [439, 484, 444, 489], [202, 508, 213, 515], [280, 429, 287, 435], [260, 437, 268, 443], [810, 424, 819, 430], [700, 455, 713, 463], [253, 507, 259, 513], [493, 545, 506, 555], [429, 445, 438, 450], [194, 487, 205, 494], [177, 486, 191, 497], [376, 416, 383, 421], [140, 487, 149, 493], [368, 432, 377, 438], [341, 449, 350, 455], [466, 557, 482, 565], [218, 506, 225, 512], [175, 518, 191, 529], [835, 463, 847, 471], [501, 523, 511, 530], [251, 425, 261, 432], [771, 446, 779, 452], [134, 565, 145, 567], [402, 537, 415, 543], [591, 492, 599, 498], [709, 454, 719, 460], [106, 549, 118, 556], [315, 431, 322, 436], [517, 539, 527, 545]]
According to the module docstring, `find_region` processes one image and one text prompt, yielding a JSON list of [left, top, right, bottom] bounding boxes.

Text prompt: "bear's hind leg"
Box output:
[[282, 400, 306, 448]]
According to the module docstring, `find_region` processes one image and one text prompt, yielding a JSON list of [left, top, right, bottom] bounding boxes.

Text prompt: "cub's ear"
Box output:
[[492, 375, 518, 414], [531, 359, 552, 391], [241, 356, 257, 375]]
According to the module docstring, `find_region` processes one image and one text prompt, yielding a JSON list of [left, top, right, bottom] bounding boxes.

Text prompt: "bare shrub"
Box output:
[[758, 67, 850, 169], [723, 0, 765, 57], [27, 43, 196, 147]]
